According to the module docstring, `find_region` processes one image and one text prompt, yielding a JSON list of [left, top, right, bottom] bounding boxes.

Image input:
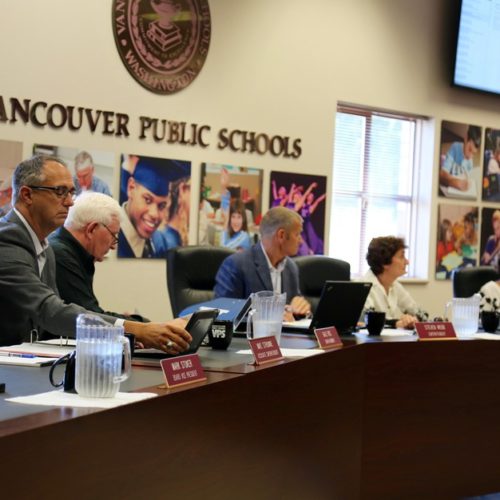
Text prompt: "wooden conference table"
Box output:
[[1, 333, 500, 499]]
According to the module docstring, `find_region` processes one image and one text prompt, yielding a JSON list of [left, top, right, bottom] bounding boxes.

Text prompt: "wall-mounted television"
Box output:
[[453, 0, 500, 95]]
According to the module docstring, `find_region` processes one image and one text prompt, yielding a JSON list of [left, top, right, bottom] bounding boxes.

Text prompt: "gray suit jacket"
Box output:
[[213, 243, 301, 303], [0, 210, 115, 346]]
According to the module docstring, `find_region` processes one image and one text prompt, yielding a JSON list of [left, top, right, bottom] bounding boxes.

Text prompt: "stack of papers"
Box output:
[[0, 340, 74, 367]]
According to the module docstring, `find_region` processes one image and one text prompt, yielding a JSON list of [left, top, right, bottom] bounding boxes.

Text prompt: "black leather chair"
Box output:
[[452, 266, 500, 298], [293, 255, 351, 313], [166, 246, 235, 317]]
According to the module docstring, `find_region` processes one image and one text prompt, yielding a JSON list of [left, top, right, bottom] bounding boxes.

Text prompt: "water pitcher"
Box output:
[[444, 294, 480, 338], [246, 291, 286, 344], [75, 314, 131, 398]]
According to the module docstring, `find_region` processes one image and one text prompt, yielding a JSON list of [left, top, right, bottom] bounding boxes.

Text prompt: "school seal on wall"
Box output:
[[112, 0, 211, 94]]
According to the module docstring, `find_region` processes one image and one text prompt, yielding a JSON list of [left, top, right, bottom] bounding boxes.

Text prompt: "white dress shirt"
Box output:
[[260, 241, 286, 293], [361, 268, 419, 320]]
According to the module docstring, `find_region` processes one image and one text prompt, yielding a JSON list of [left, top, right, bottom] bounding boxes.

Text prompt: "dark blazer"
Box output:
[[0, 210, 114, 346], [213, 243, 301, 303]]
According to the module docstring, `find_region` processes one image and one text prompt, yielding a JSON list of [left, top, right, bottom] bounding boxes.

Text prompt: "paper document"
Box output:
[[7, 390, 157, 409], [0, 355, 59, 367]]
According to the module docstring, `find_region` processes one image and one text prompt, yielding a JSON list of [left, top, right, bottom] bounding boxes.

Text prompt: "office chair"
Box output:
[[293, 255, 351, 313], [452, 266, 500, 298], [166, 245, 235, 317]]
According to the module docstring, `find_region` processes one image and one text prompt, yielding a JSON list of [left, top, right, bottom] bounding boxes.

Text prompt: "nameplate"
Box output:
[[160, 354, 207, 388], [248, 336, 284, 365], [314, 326, 343, 349], [415, 322, 457, 341]]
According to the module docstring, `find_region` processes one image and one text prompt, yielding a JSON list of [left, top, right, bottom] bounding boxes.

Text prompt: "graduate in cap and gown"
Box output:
[[118, 155, 190, 258]]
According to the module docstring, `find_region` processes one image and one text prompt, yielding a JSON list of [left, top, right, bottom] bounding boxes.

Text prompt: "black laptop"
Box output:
[[285, 281, 372, 335]]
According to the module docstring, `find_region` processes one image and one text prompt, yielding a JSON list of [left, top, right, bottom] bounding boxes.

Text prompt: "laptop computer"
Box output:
[[284, 281, 372, 335]]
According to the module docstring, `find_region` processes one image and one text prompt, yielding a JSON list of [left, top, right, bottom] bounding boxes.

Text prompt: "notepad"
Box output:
[[0, 342, 74, 358]]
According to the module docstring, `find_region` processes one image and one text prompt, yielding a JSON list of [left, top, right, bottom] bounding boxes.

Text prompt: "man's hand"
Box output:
[[124, 318, 192, 354], [290, 296, 312, 319]]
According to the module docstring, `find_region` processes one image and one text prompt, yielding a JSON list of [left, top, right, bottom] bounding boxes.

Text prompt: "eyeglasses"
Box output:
[[28, 185, 76, 199], [100, 223, 119, 245]]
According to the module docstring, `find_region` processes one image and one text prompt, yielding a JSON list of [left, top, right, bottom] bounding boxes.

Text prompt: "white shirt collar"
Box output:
[[260, 241, 286, 273]]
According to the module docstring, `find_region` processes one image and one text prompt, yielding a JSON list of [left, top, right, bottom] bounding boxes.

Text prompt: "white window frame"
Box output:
[[329, 103, 433, 280]]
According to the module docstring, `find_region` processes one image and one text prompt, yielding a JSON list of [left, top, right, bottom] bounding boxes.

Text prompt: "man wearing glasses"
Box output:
[[49, 191, 141, 320], [0, 154, 191, 354]]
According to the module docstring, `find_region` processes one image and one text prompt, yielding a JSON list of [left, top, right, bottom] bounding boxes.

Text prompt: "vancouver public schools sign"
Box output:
[[112, 0, 211, 95], [0, 95, 303, 159]]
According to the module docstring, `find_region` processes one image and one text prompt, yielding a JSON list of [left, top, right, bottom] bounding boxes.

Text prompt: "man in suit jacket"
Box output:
[[0, 154, 191, 354], [214, 206, 311, 319]]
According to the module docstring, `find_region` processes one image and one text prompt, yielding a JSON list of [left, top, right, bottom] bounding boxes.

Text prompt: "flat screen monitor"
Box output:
[[453, 0, 500, 95]]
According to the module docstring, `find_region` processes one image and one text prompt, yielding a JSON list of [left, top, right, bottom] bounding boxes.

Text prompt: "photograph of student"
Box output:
[[482, 128, 500, 201], [153, 175, 191, 253], [269, 171, 327, 256], [33, 144, 115, 196], [435, 204, 478, 280], [221, 199, 252, 251], [480, 208, 500, 269], [118, 154, 191, 258], [361, 236, 428, 329], [438, 121, 481, 200], [0, 139, 22, 217], [198, 162, 262, 247], [73, 150, 112, 196]]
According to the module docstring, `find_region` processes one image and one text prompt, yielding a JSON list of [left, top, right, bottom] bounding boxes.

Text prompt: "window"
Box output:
[[330, 104, 433, 279]]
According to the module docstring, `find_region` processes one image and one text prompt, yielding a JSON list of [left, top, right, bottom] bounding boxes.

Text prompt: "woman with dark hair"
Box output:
[[221, 199, 251, 250], [362, 236, 426, 329]]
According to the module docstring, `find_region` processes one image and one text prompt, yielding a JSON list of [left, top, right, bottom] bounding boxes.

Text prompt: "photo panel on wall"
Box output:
[[438, 120, 482, 201], [269, 171, 327, 256], [482, 127, 500, 202], [435, 204, 478, 280], [198, 162, 263, 250], [32, 144, 115, 197], [480, 207, 500, 270], [0, 139, 23, 217], [118, 153, 191, 259]]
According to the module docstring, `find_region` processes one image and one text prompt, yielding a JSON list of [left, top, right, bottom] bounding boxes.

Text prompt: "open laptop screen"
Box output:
[[309, 281, 372, 335]]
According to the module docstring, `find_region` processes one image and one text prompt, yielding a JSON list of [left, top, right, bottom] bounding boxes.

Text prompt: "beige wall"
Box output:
[[0, 0, 497, 320]]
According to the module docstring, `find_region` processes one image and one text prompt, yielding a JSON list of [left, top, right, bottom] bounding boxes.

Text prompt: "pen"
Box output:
[[0, 352, 37, 359]]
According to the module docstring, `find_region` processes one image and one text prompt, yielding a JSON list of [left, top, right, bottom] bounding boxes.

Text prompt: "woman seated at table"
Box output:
[[362, 236, 427, 329]]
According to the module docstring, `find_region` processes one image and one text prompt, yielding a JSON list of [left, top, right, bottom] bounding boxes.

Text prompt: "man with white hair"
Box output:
[[49, 192, 135, 319], [73, 150, 111, 196]]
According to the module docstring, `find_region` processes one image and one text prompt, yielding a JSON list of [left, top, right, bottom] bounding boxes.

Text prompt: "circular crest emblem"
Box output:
[[112, 0, 211, 94]]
